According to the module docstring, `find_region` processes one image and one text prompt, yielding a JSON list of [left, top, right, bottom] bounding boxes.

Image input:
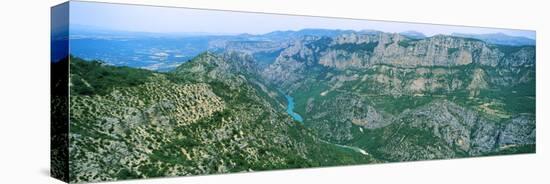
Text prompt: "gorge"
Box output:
[[65, 28, 536, 183]]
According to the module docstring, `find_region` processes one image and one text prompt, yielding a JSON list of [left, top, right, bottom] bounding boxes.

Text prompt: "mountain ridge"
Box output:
[[68, 55, 379, 183], [451, 32, 535, 46]]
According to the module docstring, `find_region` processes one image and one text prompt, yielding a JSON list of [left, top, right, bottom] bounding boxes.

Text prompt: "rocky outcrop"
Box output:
[[369, 100, 535, 161], [467, 68, 489, 96], [498, 115, 536, 148], [261, 38, 314, 89]]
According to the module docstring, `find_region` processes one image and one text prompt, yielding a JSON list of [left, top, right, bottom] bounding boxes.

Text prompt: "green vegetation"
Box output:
[[447, 48, 459, 55], [252, 49, 283, 67], [492, 45, 535, 58], [368, 95, 436, 115], [330, 42, 379, 53], [69, 56, 154, 95], [68, 55, 378, 183], [306, 37, 332, 52], [398, 39, 417, 47]]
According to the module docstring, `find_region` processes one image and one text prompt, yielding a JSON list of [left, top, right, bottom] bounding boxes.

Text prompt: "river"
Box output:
[[284, 94, 304, 123], [319, 140, 369, 155]]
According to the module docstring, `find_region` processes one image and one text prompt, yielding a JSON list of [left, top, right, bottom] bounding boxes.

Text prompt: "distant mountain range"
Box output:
[[399, 31, 427, 39], [452, 32, 535, 46], [68, 27, 535, 72], [71, 25, 534, 45]]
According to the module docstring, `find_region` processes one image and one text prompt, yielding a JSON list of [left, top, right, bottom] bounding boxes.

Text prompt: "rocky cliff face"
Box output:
[[304, 97, 535, 161], [328, 32, 534, 68], [262, 32, 535, 89], [394, 100, 535, 157], [254, 30, 535, 162]]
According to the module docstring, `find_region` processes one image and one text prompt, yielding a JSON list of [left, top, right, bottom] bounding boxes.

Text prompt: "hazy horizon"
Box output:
[[68, 1, 535, 39]]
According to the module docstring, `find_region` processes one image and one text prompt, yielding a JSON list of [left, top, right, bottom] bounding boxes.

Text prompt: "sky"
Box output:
[[69, 1, 535, 39]]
